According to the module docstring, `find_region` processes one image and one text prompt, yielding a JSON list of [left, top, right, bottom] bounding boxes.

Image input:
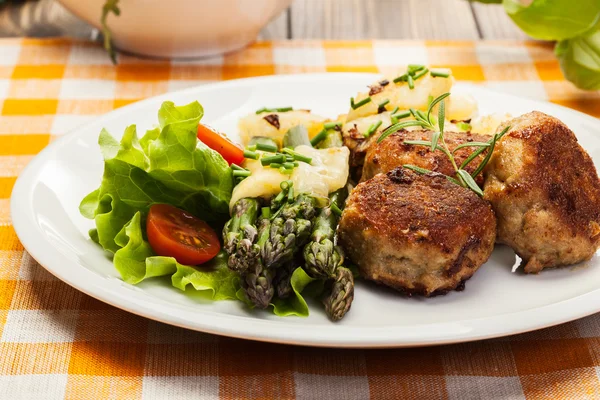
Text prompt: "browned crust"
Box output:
[[488, 111, 600, 240], [339, 168, 497, 296], [361, 130, 490, 184], [356, 169, 495, 253]]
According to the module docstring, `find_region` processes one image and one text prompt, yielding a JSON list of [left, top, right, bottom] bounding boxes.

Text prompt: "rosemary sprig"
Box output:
[[377, 92, 510, 196]]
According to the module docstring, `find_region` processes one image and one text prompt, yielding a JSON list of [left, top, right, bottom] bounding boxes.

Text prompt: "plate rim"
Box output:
[[10, 72, 600, 348]]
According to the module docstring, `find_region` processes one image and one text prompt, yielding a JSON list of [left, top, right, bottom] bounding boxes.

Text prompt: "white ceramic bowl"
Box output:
[[58, 0, 292, 58]]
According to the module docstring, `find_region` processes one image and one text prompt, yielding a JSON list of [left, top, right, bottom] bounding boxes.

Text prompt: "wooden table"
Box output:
[[0, 0, 527, 41], [261, 0, 527, 40]]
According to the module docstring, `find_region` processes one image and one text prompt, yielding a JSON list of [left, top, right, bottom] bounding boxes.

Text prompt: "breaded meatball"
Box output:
[[483, 111, 600, 273], [361, 130, 490, 183], [338, 168, 496, 296]]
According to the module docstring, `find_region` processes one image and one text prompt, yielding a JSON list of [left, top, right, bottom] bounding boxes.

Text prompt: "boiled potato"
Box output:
[[238, 110, 327, 146]]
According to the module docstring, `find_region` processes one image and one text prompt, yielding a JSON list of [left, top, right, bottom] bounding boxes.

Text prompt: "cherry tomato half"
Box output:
[[197, 123, 244, 165], [146, 204, 221, 265]]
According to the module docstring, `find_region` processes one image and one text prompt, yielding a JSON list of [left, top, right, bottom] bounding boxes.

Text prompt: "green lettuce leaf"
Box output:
[[556, 25, 600, 90], [504, 0, 600, 41], [113, 212, 238, 299], [79, 100, 233, 252]]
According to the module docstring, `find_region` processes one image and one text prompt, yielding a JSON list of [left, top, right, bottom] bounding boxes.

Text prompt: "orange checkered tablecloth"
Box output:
[[1, 38, 600, 400]]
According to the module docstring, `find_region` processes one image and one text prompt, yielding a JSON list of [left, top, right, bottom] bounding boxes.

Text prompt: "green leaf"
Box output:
[[403, 164, 434, 175], [271, 267, 318, 317], [80, 100, 233, 252], [403, 140, 433, 147], [556, 25, 600, 90], [431, 131, 440, 151], [112, 212, 238, 299], [457, 169, 484, 196], [437, 100, 446, 136], [426, 93, 451, 123], [451, 141, 491, 153], [378, 120, 427, 143], [504, 0, 600, 41]]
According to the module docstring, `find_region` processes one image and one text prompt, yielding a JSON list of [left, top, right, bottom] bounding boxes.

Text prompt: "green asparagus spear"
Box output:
[[283, 125, 311, 149], [242, 215, 274, 308], [273, 259, 299, 299], [223, 198, 260, 272], [302, 189, 347, 278], [262, 194, 318, 269], [323, 266, 354, 321]]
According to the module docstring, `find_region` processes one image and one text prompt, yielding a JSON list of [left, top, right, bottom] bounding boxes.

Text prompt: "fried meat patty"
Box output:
[[361, 130, 490, 183], [338, 168, 496, 296], [483, 111, 600, 273]]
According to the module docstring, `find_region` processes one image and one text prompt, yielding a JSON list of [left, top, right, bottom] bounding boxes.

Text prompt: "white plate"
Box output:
[[11, 73, 600, 348]]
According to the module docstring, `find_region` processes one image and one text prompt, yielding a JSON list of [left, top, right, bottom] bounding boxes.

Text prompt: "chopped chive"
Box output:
[[233, 170, 251, 177], [391, 116, 398, 125], [282, 148, 312, 164], [427, 95, 434, 106], [293, 161, 299, 167], [310, 129, 328, 147], [283, 162, 295, 169], [260, 154, 285, 166], [350, 96, 371, 110], [365, 120, 383, 138], [247, 144, 257, 151], [256, 106, 293, 114], [280, 180, 291, 191], [393, 74, 408, 84], [391, 106, 399, 115], [230, 163, 245, 171], [287, 186, 294, 202], [256, 142, 278, 152], [416, 110, 427, 121], [324, 121, 341, 130], [286, 155, 294, 162], [378, 99, 390, 108], [280, 167, 292, 175], [391, 110, 411, 120], [261, 207, 271, 218], [407, 75, 415, 89], [243, 150, 259, 160], [273, 191, 286, 207], [269, 163, 283, 169], [413, 68, 430, 81], [330, 202, 343, 217], [430, 70, 450, 78], [408, 64, 425, 72]]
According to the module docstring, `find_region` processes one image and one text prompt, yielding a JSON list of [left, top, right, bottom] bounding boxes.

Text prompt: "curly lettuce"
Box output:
[[80, 100, 315, 316]]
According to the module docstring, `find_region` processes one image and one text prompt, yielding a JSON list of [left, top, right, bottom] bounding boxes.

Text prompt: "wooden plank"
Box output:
[[258, 7, 290, 40], [470, 2, 528, 39], [290, 0, 480, 40]]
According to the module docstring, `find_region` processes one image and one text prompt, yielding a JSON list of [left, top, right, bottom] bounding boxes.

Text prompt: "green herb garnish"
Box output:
[[282, 148, 312, 164], [378, 92, 510, 196], [430, 70, 450, 78], [260, 154, 286, 166], [243, 150, 259, 160], [256, 106, 293, 114], [233, 170, 251, 178], [310, 129, 328, 147], [365, 120, 383, 138], [256, 142, 278, 152], [350, 97, 372, 110], [324, 121, 342, 130]]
